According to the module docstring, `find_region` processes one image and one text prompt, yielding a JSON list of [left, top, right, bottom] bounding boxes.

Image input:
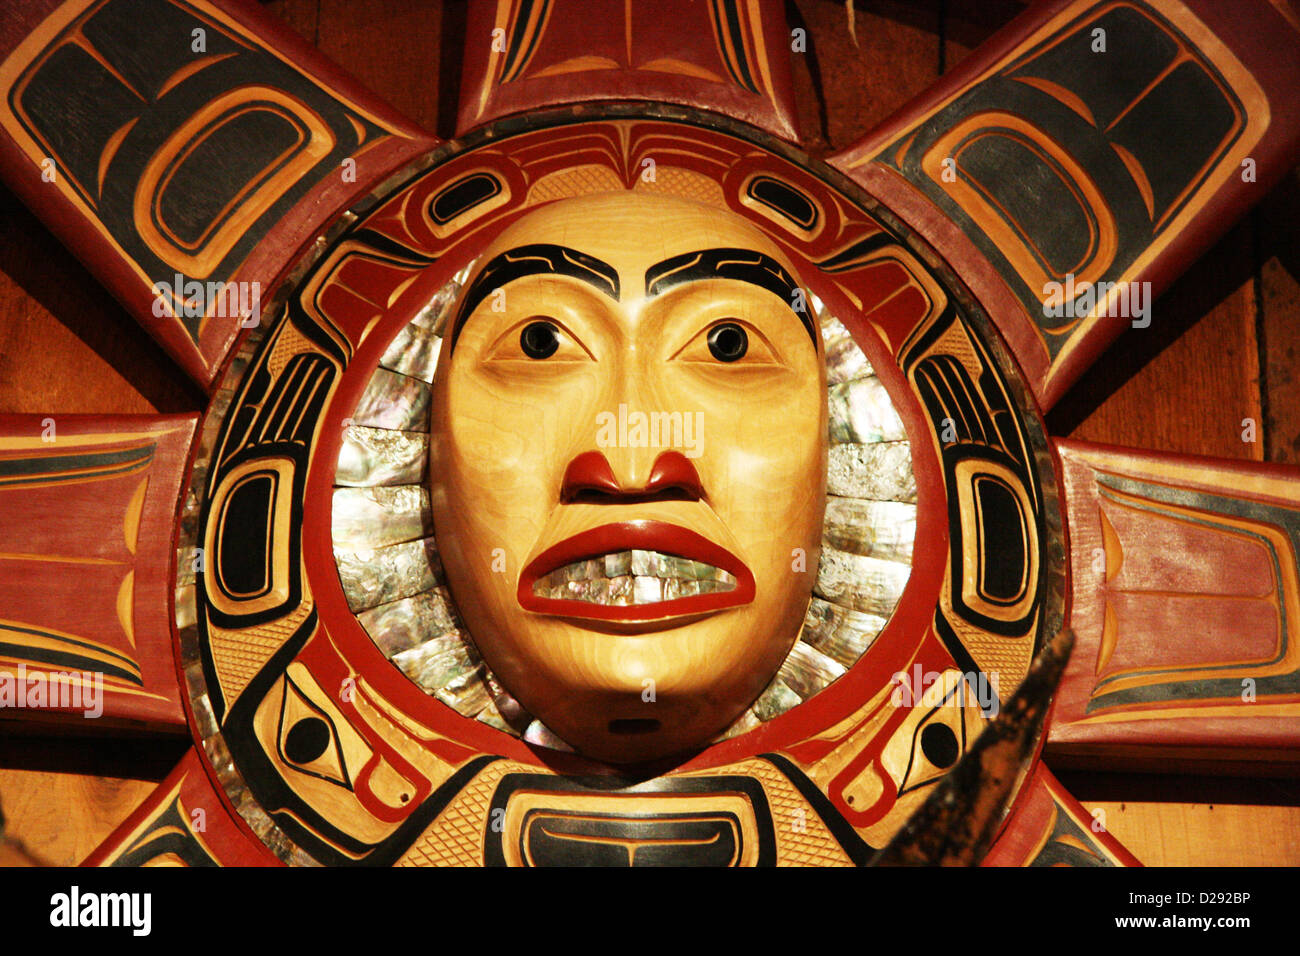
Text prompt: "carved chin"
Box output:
[[450, 570, 807, 763], [491, 635, 788, 765]]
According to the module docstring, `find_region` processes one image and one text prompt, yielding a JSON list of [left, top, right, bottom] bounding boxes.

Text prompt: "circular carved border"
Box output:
[[175, 104, 1064, 866]]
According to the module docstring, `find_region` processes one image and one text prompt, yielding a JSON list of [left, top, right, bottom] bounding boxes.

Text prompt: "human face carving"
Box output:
[[429, 191, 827, 763]]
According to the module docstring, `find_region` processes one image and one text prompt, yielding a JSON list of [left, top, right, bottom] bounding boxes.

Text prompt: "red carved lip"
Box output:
[[517, 520, 755, 622]]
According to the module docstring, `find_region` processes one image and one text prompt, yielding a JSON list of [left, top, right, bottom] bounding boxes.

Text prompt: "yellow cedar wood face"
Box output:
[[430, 192, 828, 762]]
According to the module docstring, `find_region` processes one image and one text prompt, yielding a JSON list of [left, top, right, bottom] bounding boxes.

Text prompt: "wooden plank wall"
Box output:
[[0, 0, 1295, 866]]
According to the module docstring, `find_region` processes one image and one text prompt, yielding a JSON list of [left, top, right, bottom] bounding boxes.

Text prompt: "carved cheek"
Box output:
[[434, 347, 614, 632], [705, 379, 826, 562]]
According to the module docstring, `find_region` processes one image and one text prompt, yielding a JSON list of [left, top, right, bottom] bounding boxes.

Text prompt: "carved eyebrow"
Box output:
[[448, 243, 620, 353], [643, 248, 816, 344]]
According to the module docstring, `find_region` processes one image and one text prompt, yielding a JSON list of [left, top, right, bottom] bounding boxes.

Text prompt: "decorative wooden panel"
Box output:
[[0, 413, 195, 732], [829, 0, 1300, 410], [982, 763, 1141, 866], [84, 748, 277, 866], [0, 0, 1294, 869], [0, 0, 438, 388], [154, 113, 1069, 866], [456, 0, 801, 141], [1049, 439, 1300, 769]]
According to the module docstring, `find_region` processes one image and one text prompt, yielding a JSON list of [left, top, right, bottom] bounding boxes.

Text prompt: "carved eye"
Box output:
[[484, 316, 590, 363], [285, 718, 331, 764], [670, 318, 778, 367], [520, 320, 560, 359], [892, 676, 982, 798], [707, 322, 748, 362], [276, 675, 349, 786]]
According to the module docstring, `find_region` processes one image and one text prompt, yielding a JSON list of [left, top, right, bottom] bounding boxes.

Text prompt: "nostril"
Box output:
[[560, 451, 621, 502], [567, 487, 624, 505], [645, 451, 704, 500]]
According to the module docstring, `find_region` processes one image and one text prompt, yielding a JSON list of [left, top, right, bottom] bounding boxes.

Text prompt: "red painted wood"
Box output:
[[983, 762, 1141, 865], [82, 747, 279, 866], [0, 413, 196, 733], [455, 0, 800, 141], [0, 0, 439, 389], [826, 0, 1300, 412], [1048, 438, 1300, 770]]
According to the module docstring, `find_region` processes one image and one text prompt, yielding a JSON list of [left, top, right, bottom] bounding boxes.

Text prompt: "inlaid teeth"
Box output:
[[533, 549, 736, 605]]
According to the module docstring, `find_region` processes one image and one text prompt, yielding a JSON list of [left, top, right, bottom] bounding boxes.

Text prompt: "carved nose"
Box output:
[[561, 450, 704, 502]]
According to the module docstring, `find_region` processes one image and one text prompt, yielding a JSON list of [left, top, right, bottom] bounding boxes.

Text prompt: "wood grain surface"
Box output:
[[0, 0, 1295, 867]]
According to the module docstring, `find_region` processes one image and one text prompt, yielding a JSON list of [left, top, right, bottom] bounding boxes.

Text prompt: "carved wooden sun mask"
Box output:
[[2, 0, 1297, 868], [430, 191, 828, 762]]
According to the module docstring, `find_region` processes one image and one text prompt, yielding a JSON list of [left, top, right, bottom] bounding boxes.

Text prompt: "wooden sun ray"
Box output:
[[455, 0, 802, 142], [0, 412, 195, 733], [0, 0, 439, 388], [1049, 439, 1300, 772], [826, 0, 1300, 412]]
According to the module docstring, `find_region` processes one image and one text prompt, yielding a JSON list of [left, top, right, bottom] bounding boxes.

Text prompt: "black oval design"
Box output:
[[217, 473, 275, 597], [974, 476, 1027, 602], [159, 107, 305, 247], [747, 176, 818, 230], [954, 135, 1091, 276], [430, 172, 502, 225]]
